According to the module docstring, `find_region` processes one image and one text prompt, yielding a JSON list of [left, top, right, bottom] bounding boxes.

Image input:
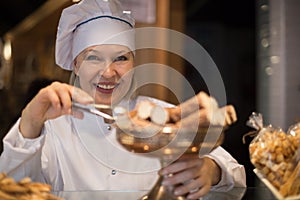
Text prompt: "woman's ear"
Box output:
[[73, 60, 79, 76]]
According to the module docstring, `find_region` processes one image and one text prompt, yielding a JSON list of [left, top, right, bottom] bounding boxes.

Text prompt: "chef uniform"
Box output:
[[0, 0, 246, 193]]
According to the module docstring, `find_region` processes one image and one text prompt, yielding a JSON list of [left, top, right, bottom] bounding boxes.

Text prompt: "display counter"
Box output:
[[54, 187, 278, 200]]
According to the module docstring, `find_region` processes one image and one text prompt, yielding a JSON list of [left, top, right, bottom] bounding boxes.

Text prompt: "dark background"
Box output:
[[184, 0, 257, 186], [0, 0, 46, 37]]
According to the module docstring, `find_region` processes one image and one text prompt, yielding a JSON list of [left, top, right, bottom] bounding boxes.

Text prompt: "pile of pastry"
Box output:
[[0, 173, 62, 200], [249, 123, 300, 197], [116, 91, 237, 133]]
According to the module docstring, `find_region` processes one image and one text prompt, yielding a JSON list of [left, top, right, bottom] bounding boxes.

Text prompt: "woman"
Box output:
[[0, 0, 246, 199]]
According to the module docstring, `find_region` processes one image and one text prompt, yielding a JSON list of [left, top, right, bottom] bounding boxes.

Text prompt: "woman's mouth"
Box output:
[[95, 83, 117, 94]]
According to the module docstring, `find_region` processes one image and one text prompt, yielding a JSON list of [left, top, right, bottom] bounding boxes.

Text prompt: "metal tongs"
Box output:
[[72, 102, 114, 121]]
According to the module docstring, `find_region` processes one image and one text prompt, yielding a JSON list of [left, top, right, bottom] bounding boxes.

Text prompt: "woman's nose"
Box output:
[[100, 62, 116, 78]]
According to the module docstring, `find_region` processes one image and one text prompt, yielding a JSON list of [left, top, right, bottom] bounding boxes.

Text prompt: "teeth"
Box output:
[[97, 84, 115, 89]]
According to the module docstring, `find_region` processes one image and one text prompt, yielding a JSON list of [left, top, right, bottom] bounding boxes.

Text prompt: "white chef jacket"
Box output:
[[0, 96, 246, 192]]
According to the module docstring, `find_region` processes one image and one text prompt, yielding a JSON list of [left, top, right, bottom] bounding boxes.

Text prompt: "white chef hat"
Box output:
[[55, 0, 135, 71]]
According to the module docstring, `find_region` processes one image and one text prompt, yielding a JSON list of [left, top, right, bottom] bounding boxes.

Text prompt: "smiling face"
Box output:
[[74, 44, 134, 105]]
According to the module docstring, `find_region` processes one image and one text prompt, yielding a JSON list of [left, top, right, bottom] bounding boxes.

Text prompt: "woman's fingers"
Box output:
[[40, 82, 71, 117], [171, 176, 211, 198], [160, 157, 201, 176], [160, 156, 220, 198], [161, 157, 203, 186], [50, 82, 93, 105], [47, 82, 94, 116], [53, 83, 73, 114], [20, 82, 93, 138], [71, 86, 94, 104], [163, 166, 200, 185], [27, 82, 93, 120], [226, 105, 237, 123], [186, 182, 211, 199]]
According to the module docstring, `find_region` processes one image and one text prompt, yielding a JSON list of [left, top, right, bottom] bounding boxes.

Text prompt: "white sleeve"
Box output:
[[204, 146, 247, 191], [0, 118, 46, 182]]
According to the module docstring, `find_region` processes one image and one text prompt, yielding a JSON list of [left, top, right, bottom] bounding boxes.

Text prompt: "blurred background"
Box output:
[[0, 0, 299, 188]]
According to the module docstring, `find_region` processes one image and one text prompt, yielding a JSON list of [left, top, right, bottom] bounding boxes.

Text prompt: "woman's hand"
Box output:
[[159, 154, 221, 199], [20, 82, 94, 139]]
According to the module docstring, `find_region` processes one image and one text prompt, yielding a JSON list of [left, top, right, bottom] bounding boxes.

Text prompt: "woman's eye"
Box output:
[[114, 55, 128, 62], [85, 55, 101, 61]]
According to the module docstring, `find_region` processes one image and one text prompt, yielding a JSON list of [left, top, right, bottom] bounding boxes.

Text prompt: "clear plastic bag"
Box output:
[[247, 113, 300, 197]]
